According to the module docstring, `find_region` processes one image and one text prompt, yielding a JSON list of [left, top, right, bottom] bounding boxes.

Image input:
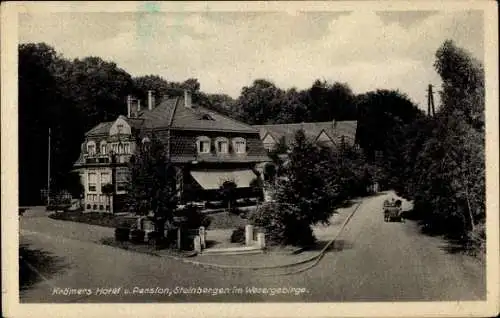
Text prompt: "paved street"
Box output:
[[19, 193, 485, 303]]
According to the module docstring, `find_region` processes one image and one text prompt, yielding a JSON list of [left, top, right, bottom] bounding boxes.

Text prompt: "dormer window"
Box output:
[[87, 141, 96, 156], [215, 137, 229, 154], [117, 124, 124, 134], [232, 137, 246, 154], [196, 136, 211, 154]]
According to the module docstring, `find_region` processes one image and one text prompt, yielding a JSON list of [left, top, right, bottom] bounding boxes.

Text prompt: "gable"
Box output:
[[110, 116, 131, 136], [316, 130, 333, 143], [262, 133, 277, 145]]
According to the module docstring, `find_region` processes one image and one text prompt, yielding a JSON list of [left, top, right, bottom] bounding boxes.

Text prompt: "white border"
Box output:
[[2, 1, 499, 317]]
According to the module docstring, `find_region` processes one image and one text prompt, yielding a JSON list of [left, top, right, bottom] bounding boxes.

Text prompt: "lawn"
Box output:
[[49, 211, 136, 228], [48, 209, 252, 230]]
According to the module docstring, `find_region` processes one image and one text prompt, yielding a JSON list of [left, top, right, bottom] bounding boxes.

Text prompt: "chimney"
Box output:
[[332, 119, 337, 129], [148, 90, 155, 110], [184, 89, 192, 108], [127, 95, 132, 117]]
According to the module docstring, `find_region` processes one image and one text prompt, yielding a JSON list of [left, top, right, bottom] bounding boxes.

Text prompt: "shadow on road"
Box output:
[[439, 238, 470, 255], [19, 243, 68, 291], [306, 239, 354, 253], [398, 210, 481, 258]]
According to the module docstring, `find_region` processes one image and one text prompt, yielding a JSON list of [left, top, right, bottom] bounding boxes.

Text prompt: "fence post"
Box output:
[[194, 235, 202, 253], [199, 226, 206, 249], [257, 232, 266, 249], [177, 227, 181, 250], [245, 224, 254, 246]]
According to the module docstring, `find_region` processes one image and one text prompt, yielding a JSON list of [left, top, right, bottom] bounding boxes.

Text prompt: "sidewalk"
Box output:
[[190, 200, 361, 268]]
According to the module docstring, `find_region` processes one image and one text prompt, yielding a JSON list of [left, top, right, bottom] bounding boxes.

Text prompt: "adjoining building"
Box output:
[[253, 120, 358, 153], [73, 90, 270, 212]]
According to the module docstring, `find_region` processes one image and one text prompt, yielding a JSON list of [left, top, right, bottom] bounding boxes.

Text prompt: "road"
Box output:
[[18, 193, 485, 303]]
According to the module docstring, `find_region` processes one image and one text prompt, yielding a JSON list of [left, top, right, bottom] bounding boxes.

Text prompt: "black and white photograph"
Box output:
[[2, 1, 499, 317]]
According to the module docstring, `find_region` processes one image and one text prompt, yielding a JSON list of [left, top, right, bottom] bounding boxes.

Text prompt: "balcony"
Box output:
[[84, 153, 134, 165], [83, 153, 111, 164]]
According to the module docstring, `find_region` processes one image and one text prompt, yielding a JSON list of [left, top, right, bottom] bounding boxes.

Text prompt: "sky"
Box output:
[[18, 8, 484, 111]]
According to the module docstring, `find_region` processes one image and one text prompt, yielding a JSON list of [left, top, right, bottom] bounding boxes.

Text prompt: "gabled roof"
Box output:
[[86, 122, 113, 136], [253, 121, 357, 147]]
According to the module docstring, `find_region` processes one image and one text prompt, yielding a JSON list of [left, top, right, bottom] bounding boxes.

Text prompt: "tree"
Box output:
[[356, 89, 422, 161], [127, 136, 178, 239], [434, 40, 485, 129], [249, 176, 264, 200], [386, 40, 485, 246], [63, 171, 85, 200], [236, 79, 286, 124], [258, 129, 340, 246], [219, 180, 238, 213], [302, 80, 357, 122]]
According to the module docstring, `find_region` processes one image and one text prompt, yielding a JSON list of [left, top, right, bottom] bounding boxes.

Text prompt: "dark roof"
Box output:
[[86, 122, 114, 136], [135, 95, 258, 133], [253, 121, 357, 146], [137, 97, 179, 129]]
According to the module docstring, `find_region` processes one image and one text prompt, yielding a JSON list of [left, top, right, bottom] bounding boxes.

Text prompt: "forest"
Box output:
[[18, 40, 485, 250]]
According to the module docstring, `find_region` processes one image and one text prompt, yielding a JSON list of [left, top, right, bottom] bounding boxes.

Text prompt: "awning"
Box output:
[[190, 169, 257, 190]]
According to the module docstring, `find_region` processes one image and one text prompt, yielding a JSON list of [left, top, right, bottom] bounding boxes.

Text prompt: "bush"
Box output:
[[230, 226, 246, 244], [130, 229, 145, 244], [115, 227, 130, 242], [177, 204, 212, 229], [467, 222, 486, 256], [249, 202, 316, 247]]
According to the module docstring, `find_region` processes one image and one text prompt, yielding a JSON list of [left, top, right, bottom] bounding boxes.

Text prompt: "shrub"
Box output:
[[177, 204, 212, 229], [230, 226, 246, 244], [467, 222, 486, 256], [115, 227, 130, 242], [249, 202, 316, 247], [130, 229, 145, 244]]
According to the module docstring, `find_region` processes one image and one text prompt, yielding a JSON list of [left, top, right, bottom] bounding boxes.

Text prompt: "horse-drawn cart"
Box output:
[[383, 199, 403, 222]]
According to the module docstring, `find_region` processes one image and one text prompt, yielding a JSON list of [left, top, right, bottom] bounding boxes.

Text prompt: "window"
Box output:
[[87, 141, 96, 156], [215, 138, 229, 154], [196, 136, 211, 154], [100, 141, 107, 154], [111, 143, 118, 153], [124, 142, 130, 154], [117, 124, 124, 134], [88, 173, 97, 192], [116, 168, 129, 192], [232, 138, 246, 154], [100, 173, 110, 186], [118, 143, 124, 154]]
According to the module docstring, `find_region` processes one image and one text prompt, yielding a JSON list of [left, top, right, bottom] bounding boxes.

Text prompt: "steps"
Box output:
[[201, 245, 264, 256]]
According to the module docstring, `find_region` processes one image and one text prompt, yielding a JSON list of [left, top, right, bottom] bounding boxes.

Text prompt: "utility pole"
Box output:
[[427, 84, 436, 117], [47, 128, 51, 206]]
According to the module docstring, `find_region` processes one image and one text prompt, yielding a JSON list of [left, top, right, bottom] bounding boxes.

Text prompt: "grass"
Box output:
[[49, 211, 136, 228], [48, 209, 252, 231]]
